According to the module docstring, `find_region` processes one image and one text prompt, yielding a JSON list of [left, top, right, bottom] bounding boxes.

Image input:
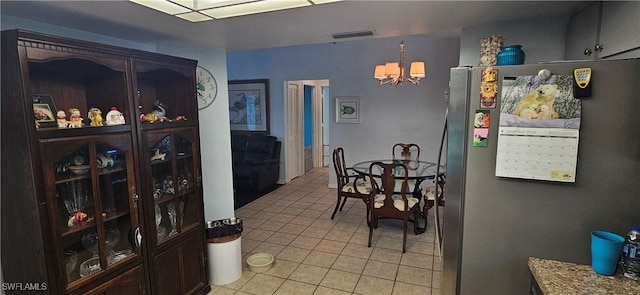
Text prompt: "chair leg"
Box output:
[[402, 218, 408, 253], [368, 215, 374, 248], [339, 196, 348, 211], [413, 209, 420, 235], [331, 195, 342, 219]]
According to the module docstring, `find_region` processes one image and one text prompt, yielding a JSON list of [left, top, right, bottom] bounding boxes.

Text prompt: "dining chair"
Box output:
[[331, 147, 372, 221], [367, 162, 421, 253], [422, 174, 446, 228], [392, 143, 421, 163], [392, 143, 421, 194]]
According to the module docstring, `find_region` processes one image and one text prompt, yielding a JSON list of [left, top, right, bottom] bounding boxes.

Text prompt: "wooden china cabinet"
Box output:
[[1, 30, 210, 295]]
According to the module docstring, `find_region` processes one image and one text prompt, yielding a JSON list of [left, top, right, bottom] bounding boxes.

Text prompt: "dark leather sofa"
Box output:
[[231, 133, 281, 193]]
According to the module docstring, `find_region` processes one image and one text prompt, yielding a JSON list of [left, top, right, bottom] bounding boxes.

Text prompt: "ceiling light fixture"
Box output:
[[373, 42, 425, 86], [129, 0, 342, 22]]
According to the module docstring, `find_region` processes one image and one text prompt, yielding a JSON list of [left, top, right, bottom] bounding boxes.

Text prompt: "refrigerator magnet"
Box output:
[[474, 109, 490, 128], [473, 128, 489, 148], [480, 67, 498, 108]]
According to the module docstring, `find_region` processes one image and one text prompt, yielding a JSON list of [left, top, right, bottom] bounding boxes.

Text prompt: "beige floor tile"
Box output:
[[370, 247, 403, 264], [265, 259, 299, 279], [400, 252, 433, 269], [312, 286, 352, 295], [258, 220, 287, 232], [431, 270, 442, 289], [319, 269, 360, 292], [218, 270, 255, 290], [208, 285, 236, 295], [375, 236, 404, 252], [276, 246, 311, 263], [288, 264, 329, 285], [243, 229, 276, 242], [270, 214, 297, 223], [331, 255, 367, 274], [234, 167, 439, 295], [309, 218, 337, 230], [341, 243, 373, 259], [301, 226, 330, 239], [392, 281, 431, 295], [265, 232, 298, 246], [251, 242, 286, 256], [349, 232, 375, 246], [324, 229, 354, 243], [362, 260, 398, 280], [289, 236, 322, 250], [277, 223, 308, 235], [263, 204, 286, 213], [282, 206, 305, 216], [302, 251, 338, 268], [301, 208, 326, 218], [239, 273, 285, 295], [290, 216, 317, 226], [289, 201, 313, 209], [252, 211, 278, 221], [241, 238, 261, 253], [353, 275, 394, 295], [396, 265, 431, 287], [406, 240, 435, 255], [314, 239, 347, 254], [274, 280, 317, 295]]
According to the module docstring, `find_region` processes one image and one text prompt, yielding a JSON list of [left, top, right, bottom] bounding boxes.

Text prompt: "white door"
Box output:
[[287, 82, 303, 181]]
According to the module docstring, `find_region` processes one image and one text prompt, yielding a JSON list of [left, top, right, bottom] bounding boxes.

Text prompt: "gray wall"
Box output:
[[227, 35, 461, 187]]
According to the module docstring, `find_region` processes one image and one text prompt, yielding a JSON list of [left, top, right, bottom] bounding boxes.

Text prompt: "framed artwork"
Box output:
[[228, 79, 270, 133], [32, 94, 57, 127], [335, 96, 361, 124]]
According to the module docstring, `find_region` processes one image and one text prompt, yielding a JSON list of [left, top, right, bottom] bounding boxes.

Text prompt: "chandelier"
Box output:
[[373, 42, 425, 86]]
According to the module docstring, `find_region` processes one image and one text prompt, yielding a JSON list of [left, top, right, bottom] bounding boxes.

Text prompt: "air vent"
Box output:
[[331, 30, 374, 39]]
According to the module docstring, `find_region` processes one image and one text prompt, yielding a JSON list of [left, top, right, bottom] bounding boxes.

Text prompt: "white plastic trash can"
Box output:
[[206, 219, 243, 286]]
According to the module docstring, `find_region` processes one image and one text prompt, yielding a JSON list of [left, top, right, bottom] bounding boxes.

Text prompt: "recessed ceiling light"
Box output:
[[129, 0, 342, 22]]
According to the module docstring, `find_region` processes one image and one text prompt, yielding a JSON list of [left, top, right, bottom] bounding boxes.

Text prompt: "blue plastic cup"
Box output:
[[591, 231, 624, 275]]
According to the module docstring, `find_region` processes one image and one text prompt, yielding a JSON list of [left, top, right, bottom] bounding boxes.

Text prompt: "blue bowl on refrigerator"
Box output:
[[497, 45, 525, 65]]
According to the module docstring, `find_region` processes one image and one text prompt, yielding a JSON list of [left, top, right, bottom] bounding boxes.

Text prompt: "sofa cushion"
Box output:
[[243, 135, 276, 164], [231, 134, 248, 164]]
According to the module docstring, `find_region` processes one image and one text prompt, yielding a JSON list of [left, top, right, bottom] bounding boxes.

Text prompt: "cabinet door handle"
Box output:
[[584, 48, 593, 56], [196, 168, 202, 187], [134, 227, 142, 248], [594, 44, 604, 52]]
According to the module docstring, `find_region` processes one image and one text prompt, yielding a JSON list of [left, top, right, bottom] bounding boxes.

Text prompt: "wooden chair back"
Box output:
[[367, 161, 420, 253], [393, 143, 421, 163]]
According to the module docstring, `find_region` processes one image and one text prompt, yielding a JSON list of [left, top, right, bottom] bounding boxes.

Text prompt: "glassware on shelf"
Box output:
[[79, 257, 101, 277], [64, 249, 77, 281], [167, 203, 177, 236], [180, 201, 185, 228], [62, 180, 89, 227], [81, 229, 120, 257]]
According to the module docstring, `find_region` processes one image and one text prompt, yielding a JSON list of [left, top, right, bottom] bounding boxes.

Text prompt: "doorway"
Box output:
[[285, 79, 329, 182]]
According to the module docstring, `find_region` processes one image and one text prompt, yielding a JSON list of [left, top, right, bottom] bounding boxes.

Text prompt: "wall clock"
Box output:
[[196, 66, 217, 110]]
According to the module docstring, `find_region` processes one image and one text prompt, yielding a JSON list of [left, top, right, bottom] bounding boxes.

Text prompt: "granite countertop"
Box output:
[[528, 257, 640, 294]]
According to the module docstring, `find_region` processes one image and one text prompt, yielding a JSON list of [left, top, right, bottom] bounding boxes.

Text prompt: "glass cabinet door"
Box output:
[[145, 128, 202, 247], [40, 134, 140, 289]]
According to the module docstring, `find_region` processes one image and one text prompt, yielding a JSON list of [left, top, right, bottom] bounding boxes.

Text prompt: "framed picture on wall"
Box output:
[[228, 79, 270, 133], [335, 96, 361, 124]]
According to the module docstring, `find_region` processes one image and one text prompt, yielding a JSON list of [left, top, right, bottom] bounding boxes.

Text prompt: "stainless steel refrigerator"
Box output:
[[442, 59, 639, 294]]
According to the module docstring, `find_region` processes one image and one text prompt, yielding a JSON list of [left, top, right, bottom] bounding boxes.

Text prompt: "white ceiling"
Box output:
[[1, 1, 588, 51]]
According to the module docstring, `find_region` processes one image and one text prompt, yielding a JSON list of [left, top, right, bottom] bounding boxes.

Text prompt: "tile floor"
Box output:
[[209, 167, 443, 295]]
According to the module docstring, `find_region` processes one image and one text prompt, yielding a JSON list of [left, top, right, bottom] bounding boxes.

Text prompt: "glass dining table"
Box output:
[[351, 159, 445, 233]]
